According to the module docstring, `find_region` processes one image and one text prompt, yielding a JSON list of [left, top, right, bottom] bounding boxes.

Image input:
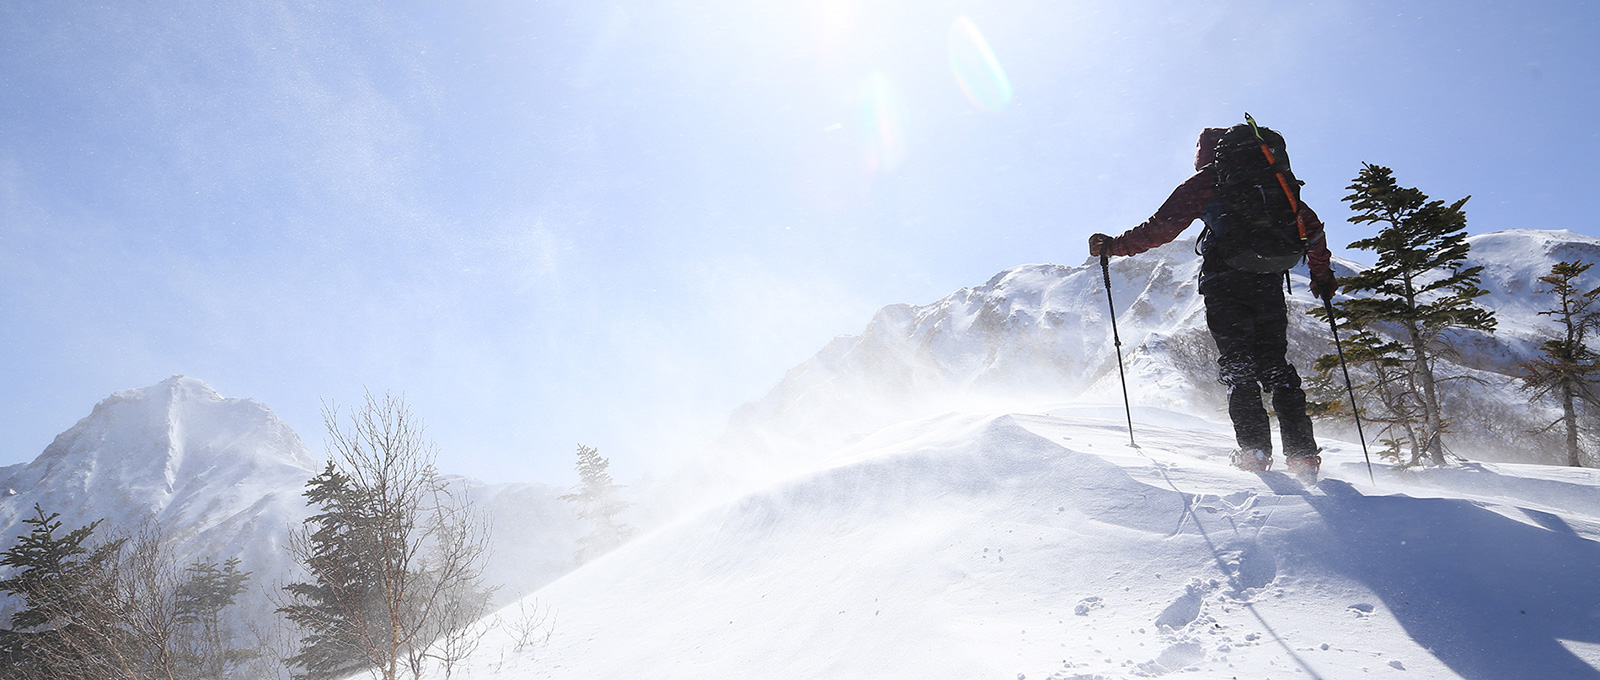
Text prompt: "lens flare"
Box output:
[[861, 71, 906, 172], [793, 74, 908, 211], [948, 16, 1012, 112]]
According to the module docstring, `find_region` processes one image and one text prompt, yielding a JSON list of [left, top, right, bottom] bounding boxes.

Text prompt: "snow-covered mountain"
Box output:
[[419, 228, 1600, 680], [0, 376, 584, 629], [9, 230, 1600, 680], [722, 229, 1600, 478], [0, 377, 318, 605]]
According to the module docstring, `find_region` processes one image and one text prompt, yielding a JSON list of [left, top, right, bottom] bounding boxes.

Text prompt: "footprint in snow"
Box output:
[[1155, 585, 1204, 631], [1216, 540, 1277, 595], [1134, 641, 1205, 676], [1074, 597, 1103, 616]]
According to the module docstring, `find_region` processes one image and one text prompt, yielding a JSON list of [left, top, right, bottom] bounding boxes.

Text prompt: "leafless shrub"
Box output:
[[279, 391, 493, 680]]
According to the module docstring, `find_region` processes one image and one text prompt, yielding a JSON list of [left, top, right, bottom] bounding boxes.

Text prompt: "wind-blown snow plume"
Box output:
[[716, 230, 1600, 486], [0, 376, 586, 646], [429, 407, 1600, 679], [0, 376, 317, 631]]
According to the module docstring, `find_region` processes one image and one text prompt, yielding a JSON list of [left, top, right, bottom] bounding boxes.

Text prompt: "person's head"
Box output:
[[1195, 127, 1227, 171]]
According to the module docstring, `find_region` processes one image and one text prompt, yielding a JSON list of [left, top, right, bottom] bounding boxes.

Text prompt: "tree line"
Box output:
[[0, 392, 635, 679], [1311, 163, 1598, 468], [0, 508, 253, 679]]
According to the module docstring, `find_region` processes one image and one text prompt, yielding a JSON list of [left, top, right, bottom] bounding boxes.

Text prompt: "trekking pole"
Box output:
[[1323, 297, 1375, 484], [1100, 251, 1138, 448]]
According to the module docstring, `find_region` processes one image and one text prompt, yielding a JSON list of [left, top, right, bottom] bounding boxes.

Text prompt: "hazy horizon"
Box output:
[[3, 0, 1596, 485]]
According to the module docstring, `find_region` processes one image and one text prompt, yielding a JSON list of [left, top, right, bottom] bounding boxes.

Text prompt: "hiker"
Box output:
[[1088, 118, 1337, 481]]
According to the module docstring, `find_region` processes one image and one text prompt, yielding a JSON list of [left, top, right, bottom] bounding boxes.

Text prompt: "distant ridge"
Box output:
[[0, 376, 586, 641], [723, 229, 1600, 473]]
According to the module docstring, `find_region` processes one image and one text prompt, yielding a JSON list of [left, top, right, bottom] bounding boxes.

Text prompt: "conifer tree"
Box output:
[[0, 505, 126, 679], [280, 463, 384, 680], [559, 444, 635, 562], [174, 558, 254, 679], [1310, 322, 1424, 461], [280, 392, 492, 680], [1518, 260, 1600, 467], [1, 510, 253, 680], [1323, 163, 1496, 465]]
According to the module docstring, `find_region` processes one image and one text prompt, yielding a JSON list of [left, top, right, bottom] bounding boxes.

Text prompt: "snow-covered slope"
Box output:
[[448, 229, 1600, 679], [722, 230, 1600, 477], [0, 376, 318, 588], [1451, 229, 1600, 371], [435, 407, 1600, 679], [0, 377, 585, 627]]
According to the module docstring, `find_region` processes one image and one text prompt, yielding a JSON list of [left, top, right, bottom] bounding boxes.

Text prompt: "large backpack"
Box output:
[[1200, 115, 1308, 274]]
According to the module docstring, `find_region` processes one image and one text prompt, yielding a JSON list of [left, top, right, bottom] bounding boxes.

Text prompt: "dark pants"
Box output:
[[1202, 278, 1318, 459]]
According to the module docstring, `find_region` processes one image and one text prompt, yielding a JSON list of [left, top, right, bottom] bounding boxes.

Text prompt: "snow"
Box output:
[[423, 228, 1600, 679], [433, 407, 1600, 679], [1453, 229, 1600, 371], [0, 376, 318, 599], [716, 230, 1600, 486], [0, 376, 585, 627], [6, 230, 1600, 679]]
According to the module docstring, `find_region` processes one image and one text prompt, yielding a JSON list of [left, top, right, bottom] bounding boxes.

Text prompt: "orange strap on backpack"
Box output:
[[1245, 114, 1308, 244]]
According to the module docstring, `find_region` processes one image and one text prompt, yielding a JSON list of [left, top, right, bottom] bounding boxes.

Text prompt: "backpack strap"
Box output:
[[1245, 114, 1308, 249]]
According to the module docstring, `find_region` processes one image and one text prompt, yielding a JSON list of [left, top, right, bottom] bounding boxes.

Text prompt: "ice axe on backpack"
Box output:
[[1099, 250, 1138, 449], [1321, 296, 1376, 484]]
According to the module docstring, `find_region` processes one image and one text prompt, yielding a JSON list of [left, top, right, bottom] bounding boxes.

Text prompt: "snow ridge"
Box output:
[[726, 230, 1600, 475], [0, 376, 316, 547], [438, 408, 1600, 679]]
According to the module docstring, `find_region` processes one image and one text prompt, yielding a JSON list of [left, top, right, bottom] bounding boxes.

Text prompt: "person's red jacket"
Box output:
[[1097, 129, 1333, 283]]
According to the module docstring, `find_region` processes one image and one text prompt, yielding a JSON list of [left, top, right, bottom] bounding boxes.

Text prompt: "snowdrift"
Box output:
[[442, 409, 1600, 679]]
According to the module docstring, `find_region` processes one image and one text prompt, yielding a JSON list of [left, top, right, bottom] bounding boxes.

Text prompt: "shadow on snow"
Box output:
[[1301, 476, 1600, 679]]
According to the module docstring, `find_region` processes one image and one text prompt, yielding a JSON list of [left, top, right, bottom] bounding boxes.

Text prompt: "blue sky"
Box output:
[[2, 0, 1596, 484]]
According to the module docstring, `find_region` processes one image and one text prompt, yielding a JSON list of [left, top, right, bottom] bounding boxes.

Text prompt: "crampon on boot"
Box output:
[[1230, 448, 1272, 472], [1286, 455, 1321, 484]]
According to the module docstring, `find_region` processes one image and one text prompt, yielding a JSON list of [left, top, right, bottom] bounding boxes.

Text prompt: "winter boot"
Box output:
[[1285, 455, 1321, 484], [1230, 448, 1272, 472]]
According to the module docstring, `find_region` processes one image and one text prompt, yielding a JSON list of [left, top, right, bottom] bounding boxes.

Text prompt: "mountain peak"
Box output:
[[7, 377, 316, 523], [89, 374, 221, 418]]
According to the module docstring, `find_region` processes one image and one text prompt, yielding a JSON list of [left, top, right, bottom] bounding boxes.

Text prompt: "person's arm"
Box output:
[[1300, 202, 1331, 273], [1302, 202, 1339, 300], [1090, 169, 1212, 257]]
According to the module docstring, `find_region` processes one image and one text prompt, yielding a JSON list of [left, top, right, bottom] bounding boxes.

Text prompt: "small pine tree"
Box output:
[[1518, 260, 1600, 467], [1323, 163, 1497, 465], [281, 392, 492, 680], [280, 463, 381, 680], [174, 558, 254, 679], [559, 444, 635, 562], [0, 505, 126, 679]]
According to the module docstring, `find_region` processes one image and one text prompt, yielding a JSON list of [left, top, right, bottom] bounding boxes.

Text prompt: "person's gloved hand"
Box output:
[[1088, 233, 1114, 257], [1310, 269, 1338, 301]]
